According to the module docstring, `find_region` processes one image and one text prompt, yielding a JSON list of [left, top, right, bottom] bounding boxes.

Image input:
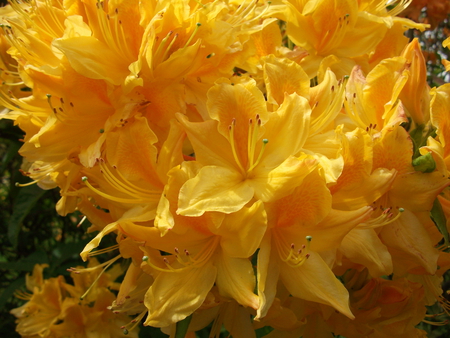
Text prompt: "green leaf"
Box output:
[[8, 184, 46, 248], [0, 278, 24, 311], [431, 198, 449, 247], [256, 326, 274, 337], [412, 152, 436, 173], [0, 140, 20, 174], [175, 315, 192, 338], [0, 249, 49, 272]]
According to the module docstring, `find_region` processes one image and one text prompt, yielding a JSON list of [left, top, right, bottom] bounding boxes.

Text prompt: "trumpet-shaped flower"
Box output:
[[116, 161, 266, 326], [177, 78, 317, 216], [257, 169, 373, 319]]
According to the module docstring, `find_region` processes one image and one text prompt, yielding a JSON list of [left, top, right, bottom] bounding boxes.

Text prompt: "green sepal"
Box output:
[[175, 314, 192, 338], [412, 152, 436, 173], [431, 197, 449, 247]]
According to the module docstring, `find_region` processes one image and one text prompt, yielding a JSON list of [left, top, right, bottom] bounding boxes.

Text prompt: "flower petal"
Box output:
[[177, 165, 252, 216], [144, 263, 217, 327], [280, 252, 354, 319]]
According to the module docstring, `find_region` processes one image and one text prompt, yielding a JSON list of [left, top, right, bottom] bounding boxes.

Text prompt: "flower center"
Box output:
[[228, 115, 268, 176], [142, 237, 219, 273], [275, 235, 312, 268]]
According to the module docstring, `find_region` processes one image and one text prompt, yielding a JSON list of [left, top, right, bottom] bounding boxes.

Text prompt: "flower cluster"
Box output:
[[11, 261, 134, 338], [3, 0, 450, 337]]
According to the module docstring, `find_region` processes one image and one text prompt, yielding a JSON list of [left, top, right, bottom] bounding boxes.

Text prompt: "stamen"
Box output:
[[230, 0, 271, 28], [82, 176, 150, 204], [14, 289, 33, 300], [358, 207, 404, 229], [161, 33, 178, 63], [88, 244, 120, 257], [15, 180, 38, 187], [249, 117, 262, 167], [72, 254, 121, 300], [276, 235, 312, 268], [247, 139, 268, 172], [81, 159, 160, 204], [119, 310, 147, 335], [228, 119, 246, 173], [184, 23, 201, 48], [153, 30, 173, 67], [142, 238, 219, 273]]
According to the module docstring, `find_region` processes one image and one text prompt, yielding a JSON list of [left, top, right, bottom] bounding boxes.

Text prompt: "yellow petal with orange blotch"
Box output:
[[332, 167, 396, 210], [333, 11, 389, 58], [262, 55, 310, 107], [280, 206, 373, 253], [251, 154, 318, 203], [105, 114, 160, 187], [331, 128, 397, 210], [267, 168, 331, 228], [207, 78, 268, 140]]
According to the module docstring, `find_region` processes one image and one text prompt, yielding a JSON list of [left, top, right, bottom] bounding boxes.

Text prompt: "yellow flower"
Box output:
[[430, 83, 450, 168], [328, 274, 427, 338], [177, 77, 317, 216], [11, 261, 134, 337], [398, 39, 430, 126], [257, 169, 372, 319], [285, 0, 392, 77], [330, 127, 396, 210], [344, 57, 409, 133], [11, 265, 64, 337], [118, 161, 267, 327]]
